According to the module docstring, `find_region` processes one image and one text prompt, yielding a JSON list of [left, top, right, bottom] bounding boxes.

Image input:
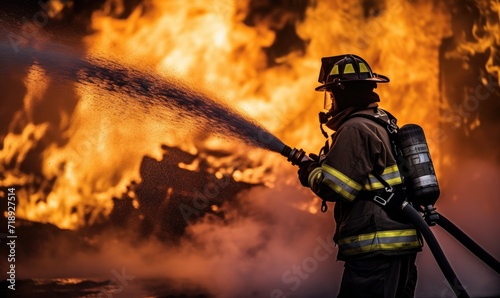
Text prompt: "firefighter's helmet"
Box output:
[[315, 54, 389, 91]]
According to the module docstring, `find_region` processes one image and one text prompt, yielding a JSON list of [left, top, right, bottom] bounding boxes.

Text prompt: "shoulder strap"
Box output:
[[345, 108, 399, 135], [343, 110, 410, 212], [345, 108, 403, 190], [345, 108, 401, 156]]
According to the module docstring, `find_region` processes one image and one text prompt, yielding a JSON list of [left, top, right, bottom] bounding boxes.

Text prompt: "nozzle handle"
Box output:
[[281, 145, 312, 166]]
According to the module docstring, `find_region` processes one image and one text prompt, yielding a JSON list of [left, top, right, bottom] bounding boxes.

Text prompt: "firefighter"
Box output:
[[298, 54, 423, 298]]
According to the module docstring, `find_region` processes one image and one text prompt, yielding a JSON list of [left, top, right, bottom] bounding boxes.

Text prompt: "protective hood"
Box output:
[[326, 103, 379, 131]]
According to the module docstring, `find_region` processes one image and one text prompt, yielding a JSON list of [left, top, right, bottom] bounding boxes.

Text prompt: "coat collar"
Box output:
[[325, 103, 379, 131]]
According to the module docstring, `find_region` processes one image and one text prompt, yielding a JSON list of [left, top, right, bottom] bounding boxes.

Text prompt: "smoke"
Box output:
[[13, 161, 500, 297], [18, 158, 500, 297], [20, 173, 344, 297]]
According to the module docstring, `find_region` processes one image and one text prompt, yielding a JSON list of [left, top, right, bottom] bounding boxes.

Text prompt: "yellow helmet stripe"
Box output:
[[343, 63, 355, 74], [329, 64, 339, 75], [358, 62, 369, 73]]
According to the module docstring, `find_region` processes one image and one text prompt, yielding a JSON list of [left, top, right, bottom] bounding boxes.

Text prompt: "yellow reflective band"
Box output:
[[343, 63, 355, 74], [323, 164, 362, 191], [382, 164, 400, 175], [364, 164, 403, 191], [341, 241, 422, 256], [321, 164, 362, 201], [329, 64, 339, 75], [338, 229, 417, 244], [338, 229, 421, 256], [365, 179, 402, 191], [308, 167, 323, 191], [358, 62, 369, 73], [323, 180, 356, 201]]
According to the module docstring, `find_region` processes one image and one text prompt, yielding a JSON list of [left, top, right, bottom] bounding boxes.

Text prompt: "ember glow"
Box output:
[[0, 0, 499, 297]]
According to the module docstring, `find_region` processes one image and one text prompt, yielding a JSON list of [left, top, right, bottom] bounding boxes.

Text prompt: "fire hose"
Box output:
[[280, 145, 499, 298], [435, 212, 500, 274], [400, 202, 469, 298]]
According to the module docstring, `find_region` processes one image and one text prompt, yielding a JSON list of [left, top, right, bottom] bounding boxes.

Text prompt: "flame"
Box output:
[[1, 0, 498, 229], [459, 1, 499, 78], [1, 64, 51, 219], [441, 0, 500, 135]]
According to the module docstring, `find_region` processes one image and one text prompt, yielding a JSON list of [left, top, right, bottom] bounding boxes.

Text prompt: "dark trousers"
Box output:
[[337, 253, 417, 298]]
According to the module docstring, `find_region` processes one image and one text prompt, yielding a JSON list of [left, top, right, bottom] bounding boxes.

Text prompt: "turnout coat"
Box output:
[[308, 104, 423, 261]]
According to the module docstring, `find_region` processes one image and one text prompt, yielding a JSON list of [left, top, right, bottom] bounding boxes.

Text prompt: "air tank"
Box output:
[[397, 124, 440, 207]]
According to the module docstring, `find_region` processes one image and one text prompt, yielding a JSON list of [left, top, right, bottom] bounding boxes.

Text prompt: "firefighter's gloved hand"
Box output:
[[308, 153, 319, 162], [298, 160, 320, 187]]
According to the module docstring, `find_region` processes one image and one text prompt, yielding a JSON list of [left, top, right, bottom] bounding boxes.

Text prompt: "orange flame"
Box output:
[[1, 0, 498, 230]]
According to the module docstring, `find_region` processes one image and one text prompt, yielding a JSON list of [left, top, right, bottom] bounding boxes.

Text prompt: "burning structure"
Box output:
[[0, 0, 499, 297]]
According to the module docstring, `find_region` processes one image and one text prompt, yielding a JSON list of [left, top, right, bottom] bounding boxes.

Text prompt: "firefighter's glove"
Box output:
[[308, 153, 319, 162], [298, 160, 321, 188]]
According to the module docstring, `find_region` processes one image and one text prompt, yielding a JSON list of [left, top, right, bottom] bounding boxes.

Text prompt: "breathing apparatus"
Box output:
[[279, 54, 500, 298]]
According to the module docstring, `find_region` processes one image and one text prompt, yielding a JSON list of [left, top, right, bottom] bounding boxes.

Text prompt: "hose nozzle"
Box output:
[[281, 145, 311, 166]]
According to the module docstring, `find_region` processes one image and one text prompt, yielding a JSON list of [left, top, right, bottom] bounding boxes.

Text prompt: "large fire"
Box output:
[[0, 0, 499, 296], [0, 0, 448, 229]]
